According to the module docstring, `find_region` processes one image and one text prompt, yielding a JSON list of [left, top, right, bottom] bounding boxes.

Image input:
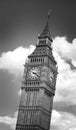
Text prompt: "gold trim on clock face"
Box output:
[[28, 67, 40, 80]]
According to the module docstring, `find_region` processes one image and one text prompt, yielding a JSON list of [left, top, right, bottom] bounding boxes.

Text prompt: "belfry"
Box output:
[[15, 13, 57, 130]]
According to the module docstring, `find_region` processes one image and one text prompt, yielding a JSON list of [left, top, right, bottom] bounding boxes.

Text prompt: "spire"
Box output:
[[38, 10, 52, 42]]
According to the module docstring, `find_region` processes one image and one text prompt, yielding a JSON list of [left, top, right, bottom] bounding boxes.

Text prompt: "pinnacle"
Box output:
[[38, 11, 52, 41]]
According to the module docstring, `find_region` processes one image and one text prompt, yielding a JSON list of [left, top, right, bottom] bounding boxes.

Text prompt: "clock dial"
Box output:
[[28, 67, 40, 80]]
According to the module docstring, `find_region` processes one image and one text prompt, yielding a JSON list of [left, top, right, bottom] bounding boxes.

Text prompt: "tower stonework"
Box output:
[[15, 16, 57, 130]]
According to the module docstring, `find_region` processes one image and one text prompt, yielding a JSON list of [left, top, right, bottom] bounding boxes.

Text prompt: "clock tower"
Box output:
[[15, 14, 57, 130]]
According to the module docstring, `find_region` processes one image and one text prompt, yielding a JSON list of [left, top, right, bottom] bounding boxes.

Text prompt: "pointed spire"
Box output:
[[38, 10, 52, 42], [47, 9, 51, 23]]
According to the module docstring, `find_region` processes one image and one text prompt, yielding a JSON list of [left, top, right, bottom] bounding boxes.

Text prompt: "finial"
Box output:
[[47, 9, 51, 23], [38, 9, 52, 41]]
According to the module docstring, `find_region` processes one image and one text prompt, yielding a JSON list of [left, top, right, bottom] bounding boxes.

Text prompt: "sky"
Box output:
[[0, 0, 76, 130]]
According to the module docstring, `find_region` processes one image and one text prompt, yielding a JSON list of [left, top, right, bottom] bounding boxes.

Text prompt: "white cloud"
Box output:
[[52, 36, 76, 62], [52, 37, 76, 106], [18, 89, 22, 96], [0, 111, 18, 130], [0, 45, 35, 76], [51, 110, 76, 130]]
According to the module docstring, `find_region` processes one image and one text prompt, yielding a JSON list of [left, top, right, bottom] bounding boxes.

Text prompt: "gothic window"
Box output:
[[43, 58, 44, 62], [33, 59, 34, 62], [31, 59, 32, 62], [30, 57, 45, 63]]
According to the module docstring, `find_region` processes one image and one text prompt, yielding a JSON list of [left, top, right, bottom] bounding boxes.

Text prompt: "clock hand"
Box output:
[[51, 76, 53, 79], [32, 72, 39, 77]]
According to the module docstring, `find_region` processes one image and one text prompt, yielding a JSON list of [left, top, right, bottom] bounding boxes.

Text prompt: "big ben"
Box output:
[[15, 13, 57, 130]]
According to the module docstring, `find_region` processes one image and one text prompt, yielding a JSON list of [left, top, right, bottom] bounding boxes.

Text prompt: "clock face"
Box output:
[[48, 70, 54, 82], [27, 67, 40, 80]]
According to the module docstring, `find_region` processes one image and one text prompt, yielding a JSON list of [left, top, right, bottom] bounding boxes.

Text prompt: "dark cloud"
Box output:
[[64, 59, 76, 70], [53, 102, 76, 116], [0, 0, 76, 52], [62, 105, 76, 115], [0, 69, 20, 115]]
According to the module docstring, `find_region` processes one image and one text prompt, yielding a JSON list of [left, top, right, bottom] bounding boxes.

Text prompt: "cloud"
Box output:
[[52, 36, 76, 62], [0, 110, 76, 130], [54, 69, 76, 105], [0, 45, 35, 76], [18, 89, 22, 96], [52, 37, 76, 106], [0, 45, 35, 114], [51, 110, 76, 130], [0, 70, 21, 113], [0, 112, 18, 130], [52, 36, 76, 73]]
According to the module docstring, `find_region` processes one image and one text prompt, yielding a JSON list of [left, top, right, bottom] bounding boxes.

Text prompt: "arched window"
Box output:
[[33, 59, 34, 62], [31, 59, 32, 62]]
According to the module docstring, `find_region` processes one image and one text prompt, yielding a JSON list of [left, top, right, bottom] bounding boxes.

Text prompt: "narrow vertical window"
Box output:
[[33, 59, 34, 62], [31, 59, 32, 62]]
